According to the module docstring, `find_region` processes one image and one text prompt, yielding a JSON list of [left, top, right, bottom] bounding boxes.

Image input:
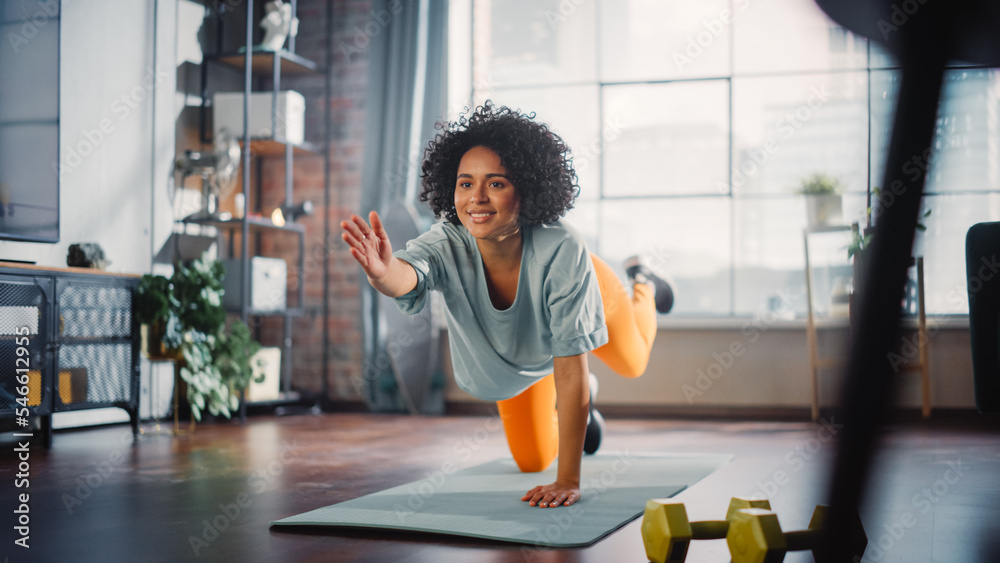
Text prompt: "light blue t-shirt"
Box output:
[[393, 220, 608, 401]]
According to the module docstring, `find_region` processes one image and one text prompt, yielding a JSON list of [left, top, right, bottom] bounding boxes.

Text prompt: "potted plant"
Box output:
[[847, 187, 932, 262], [134, 253, 264, 421], [798, 173, 844, 228], [847, 187, 931, 319], [213, 320, 264, 398], [136, 273, 179, 359]]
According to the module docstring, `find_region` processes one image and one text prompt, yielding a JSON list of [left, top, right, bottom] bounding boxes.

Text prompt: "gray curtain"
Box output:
[[359, 0, 448, 412], [361, 0, 448, 212]]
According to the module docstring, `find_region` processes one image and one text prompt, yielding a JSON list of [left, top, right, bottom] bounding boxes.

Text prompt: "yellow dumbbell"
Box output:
[[726, 505, 868, 563], [641, 497, 771, 563]]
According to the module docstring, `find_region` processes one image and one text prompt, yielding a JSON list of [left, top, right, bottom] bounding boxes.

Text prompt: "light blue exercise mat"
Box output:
[[271, 452, 732, 547]]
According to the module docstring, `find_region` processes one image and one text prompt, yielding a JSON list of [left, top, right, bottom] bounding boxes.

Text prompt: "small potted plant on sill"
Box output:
[[134, 253, 264, 421], [798, 173, 845, 229]]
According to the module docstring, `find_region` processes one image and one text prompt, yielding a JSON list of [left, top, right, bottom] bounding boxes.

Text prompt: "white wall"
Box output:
[[0, 0, 176, 273], [0, 0, 185, 427]]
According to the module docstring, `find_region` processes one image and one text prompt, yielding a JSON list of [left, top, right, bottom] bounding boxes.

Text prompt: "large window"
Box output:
[[448, 0, 1000, 316]]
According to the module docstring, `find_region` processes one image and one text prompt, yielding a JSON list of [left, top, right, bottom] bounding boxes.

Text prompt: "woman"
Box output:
[[341, 102, 672, 510]]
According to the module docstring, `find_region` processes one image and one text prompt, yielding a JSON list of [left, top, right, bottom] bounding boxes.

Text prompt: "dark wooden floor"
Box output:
[[2, 411, 999, 562]]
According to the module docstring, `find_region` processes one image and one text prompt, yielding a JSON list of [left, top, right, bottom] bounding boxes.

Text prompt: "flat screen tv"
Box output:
[[0, 1, 60, 243]]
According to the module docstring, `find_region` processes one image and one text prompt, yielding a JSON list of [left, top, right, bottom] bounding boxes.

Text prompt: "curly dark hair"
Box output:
[[419, 101, 580, 226]]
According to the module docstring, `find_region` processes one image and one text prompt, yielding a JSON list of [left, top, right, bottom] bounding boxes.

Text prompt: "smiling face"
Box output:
[[454, 145, 521, 243]]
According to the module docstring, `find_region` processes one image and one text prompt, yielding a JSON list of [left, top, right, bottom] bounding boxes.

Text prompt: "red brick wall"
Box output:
[[255, 0, 372, 401]]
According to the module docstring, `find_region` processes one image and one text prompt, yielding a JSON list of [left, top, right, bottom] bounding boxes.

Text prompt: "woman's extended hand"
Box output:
[[341, 211, 393, 282], [521, 479, 581, 508]]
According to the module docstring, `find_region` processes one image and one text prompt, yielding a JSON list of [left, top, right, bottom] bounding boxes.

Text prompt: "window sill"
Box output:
[[655, 314, 970, 331]]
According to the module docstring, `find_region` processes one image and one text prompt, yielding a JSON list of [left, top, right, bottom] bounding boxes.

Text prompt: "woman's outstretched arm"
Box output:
[[340, 211, 418, 298]]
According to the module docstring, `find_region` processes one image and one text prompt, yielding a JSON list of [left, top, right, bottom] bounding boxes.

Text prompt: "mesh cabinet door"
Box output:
[[0, 274, 53, 417], [54, 278, 136, 410]]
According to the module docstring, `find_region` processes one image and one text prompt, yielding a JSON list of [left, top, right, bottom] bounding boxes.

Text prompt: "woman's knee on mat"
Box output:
[[510, 445, 558, 473]]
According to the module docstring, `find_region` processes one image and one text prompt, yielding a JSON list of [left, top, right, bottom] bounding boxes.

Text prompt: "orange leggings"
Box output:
[[496, 254, 658, 472]]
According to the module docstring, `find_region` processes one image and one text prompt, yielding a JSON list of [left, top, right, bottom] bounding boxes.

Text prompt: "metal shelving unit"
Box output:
[[194, 0, 324, 414]]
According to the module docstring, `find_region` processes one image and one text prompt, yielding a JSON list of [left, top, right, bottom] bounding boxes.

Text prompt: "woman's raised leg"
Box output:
[[589, 254, 658, 378]]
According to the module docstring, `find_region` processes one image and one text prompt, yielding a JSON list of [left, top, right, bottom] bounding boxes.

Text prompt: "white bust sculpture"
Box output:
[[260, 0, 299, 51]]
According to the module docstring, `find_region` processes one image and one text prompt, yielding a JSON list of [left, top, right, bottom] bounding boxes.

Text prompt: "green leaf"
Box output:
[[797, 172, 844, 195], [159, 252, 262, 420]]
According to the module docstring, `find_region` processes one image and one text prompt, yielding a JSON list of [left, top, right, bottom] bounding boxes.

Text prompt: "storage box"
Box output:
[[58, 368, 88, 404], [27, 370, 40, 406], [27, 368, 88, 406], [246, 347, 282, 402], [221, 258, 287, 313], [213, 90, 305, 145]]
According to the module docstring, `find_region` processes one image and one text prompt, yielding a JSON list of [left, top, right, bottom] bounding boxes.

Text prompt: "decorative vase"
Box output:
[[806, 195, 843, 229], [141, 321, 178, 361]]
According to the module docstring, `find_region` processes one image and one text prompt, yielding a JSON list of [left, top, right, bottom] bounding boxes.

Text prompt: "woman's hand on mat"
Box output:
[[521, 480, 580, 508], [341, 211, 393, 281]]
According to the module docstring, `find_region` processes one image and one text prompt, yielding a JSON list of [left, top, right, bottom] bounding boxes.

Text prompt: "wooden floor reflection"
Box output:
[[1, 411, 998, 562]]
